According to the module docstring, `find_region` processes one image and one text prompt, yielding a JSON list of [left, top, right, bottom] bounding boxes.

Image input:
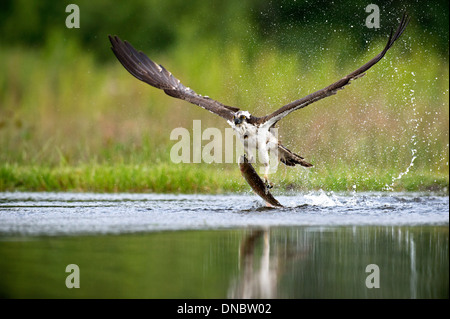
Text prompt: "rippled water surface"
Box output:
[[0, 191, 448, 298], [0, 191, 448, 235]]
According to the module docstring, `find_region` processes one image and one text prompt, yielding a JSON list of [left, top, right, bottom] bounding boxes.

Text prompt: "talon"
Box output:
[[264, 178, 274, 190]]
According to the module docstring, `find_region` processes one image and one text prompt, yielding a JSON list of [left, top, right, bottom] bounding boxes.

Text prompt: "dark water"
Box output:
[[0, 192, 448, 298]]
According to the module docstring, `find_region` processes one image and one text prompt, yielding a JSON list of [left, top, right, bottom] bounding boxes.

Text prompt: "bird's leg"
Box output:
[[245, 149, 255, 164], [263, 164, 273, 190], [257, 145, 274, 190]]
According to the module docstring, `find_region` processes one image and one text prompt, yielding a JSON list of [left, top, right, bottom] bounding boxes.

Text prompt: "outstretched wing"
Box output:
[[256, 13, 410, 128], [109, 35, 239, 121]]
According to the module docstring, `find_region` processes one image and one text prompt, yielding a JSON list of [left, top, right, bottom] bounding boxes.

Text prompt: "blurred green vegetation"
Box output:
[[0, 0, 448, 192], [1, 0, 448, 58]]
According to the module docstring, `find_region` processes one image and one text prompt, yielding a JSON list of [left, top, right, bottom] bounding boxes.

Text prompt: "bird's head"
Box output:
[[233, 111, 251, 126]]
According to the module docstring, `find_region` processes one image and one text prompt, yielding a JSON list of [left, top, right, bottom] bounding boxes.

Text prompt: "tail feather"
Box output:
[[278, 144, 313, 167]]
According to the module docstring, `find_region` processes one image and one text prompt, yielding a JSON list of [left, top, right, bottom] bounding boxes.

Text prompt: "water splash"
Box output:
[[383, 72, 419, 191], [384, 148, 417, 191], [303, 189, 343, 207]]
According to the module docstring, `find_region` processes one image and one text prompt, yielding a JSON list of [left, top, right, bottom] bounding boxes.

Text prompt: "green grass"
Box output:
[[0, 31, 448, 193], [0, 163, 241, 193], [0, 163, 446, 193]]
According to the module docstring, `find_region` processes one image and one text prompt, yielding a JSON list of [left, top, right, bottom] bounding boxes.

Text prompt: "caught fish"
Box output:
[[239, 156, 283, 208]]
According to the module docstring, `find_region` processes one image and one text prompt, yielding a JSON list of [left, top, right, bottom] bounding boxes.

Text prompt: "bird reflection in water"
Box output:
[[228, 228, 309, 299]]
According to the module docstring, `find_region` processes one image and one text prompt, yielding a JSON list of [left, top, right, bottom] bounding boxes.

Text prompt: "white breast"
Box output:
[[231, 122, 278, 153]]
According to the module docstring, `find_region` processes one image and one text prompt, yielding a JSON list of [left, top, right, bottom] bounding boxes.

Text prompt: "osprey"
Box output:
[[108, 13, 409, 193]]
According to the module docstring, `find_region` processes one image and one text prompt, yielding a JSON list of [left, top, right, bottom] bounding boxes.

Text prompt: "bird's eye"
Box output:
[[240, 115, 245, 120]]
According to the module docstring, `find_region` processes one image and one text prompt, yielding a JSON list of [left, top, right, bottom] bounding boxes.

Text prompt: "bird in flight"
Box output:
[[109, 13, 409, 195]]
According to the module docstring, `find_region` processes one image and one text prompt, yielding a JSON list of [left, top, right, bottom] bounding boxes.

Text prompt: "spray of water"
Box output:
[[383, 71, 419, 191]]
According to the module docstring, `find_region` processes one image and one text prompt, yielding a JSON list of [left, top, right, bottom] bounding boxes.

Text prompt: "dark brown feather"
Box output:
[[108, 35, 239, 121], [278, 144, 313, 167], [257, 13, 410, 127]]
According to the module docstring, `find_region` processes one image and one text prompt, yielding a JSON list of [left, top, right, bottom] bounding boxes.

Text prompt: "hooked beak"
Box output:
[[234, 117, 242, 125]]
